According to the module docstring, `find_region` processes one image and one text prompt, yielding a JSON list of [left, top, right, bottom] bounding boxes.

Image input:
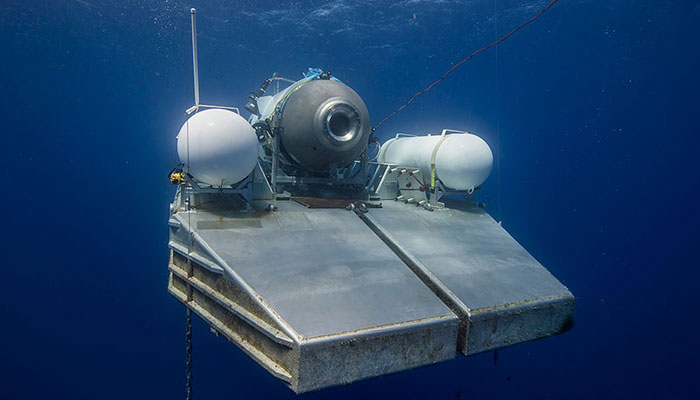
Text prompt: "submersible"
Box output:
[[166, 9, 574, 393]]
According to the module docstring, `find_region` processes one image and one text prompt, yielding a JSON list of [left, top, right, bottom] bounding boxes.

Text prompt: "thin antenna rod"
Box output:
[[190, 8, 200, 109], [184, 8, 240, 115]]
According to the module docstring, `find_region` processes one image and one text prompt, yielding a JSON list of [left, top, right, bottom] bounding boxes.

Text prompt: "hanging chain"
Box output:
[[184, 85, 194, 398], [185, 308, 193, 400], [185, 221, 194, 400]]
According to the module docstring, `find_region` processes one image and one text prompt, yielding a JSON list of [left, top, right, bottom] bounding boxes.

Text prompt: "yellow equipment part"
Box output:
[[170, 171, 187, 185]]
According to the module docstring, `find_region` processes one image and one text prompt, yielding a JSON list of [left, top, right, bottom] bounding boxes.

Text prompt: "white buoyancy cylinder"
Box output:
[[378, 132, 493, 191], [177, 109, 259, 186]]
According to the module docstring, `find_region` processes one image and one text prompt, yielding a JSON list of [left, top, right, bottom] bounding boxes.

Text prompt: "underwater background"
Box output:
[[2, 0, 699, 398]]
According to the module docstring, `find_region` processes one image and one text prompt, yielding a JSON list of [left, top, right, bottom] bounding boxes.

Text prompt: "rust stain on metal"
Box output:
[[292, 197, 381, 209], [469, 293, 574, 314]]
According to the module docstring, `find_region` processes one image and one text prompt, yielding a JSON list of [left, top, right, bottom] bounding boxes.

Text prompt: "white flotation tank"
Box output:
[[378, 131, 493, 191], [176, 109, 259, 186]]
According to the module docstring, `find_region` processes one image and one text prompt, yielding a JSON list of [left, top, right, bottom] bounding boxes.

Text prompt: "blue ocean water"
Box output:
[[2, 0, 699, 398]]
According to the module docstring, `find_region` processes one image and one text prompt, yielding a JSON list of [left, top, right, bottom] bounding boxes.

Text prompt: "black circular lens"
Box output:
[[328, 113, 350, 137], [324, 103, 360, 142]]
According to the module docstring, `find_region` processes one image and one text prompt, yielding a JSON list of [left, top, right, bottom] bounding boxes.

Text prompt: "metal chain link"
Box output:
[[186, 308, 193, 400]]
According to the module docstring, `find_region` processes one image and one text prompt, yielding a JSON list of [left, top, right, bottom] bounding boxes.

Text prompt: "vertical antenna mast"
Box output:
[[189, 8, 200, 113], [184, 9, 240, 115]]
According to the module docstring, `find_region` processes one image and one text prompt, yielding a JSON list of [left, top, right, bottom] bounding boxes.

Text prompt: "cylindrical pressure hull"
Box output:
[[280, 80, 370, 172], [379, 133, 493, 191]]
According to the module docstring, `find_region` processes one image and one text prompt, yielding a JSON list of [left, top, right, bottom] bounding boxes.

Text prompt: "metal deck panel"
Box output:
[[180, 201, 456, 340], [365, 199, 574, 354]]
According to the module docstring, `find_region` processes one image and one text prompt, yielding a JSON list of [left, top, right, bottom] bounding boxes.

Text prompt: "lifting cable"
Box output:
[[372, 0, 562, 131]]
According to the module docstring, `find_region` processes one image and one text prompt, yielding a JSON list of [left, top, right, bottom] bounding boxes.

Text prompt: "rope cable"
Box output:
[[494, 0, 503, 222], [372, 0, 562, 131]]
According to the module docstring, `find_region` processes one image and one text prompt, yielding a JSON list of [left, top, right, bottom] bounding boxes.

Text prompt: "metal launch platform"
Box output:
[[168, 198, 457, 393]]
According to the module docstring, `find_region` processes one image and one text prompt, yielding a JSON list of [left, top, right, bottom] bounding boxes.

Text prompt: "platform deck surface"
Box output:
[[183, 201, 456, 339], [368, 200, 572, 312]]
